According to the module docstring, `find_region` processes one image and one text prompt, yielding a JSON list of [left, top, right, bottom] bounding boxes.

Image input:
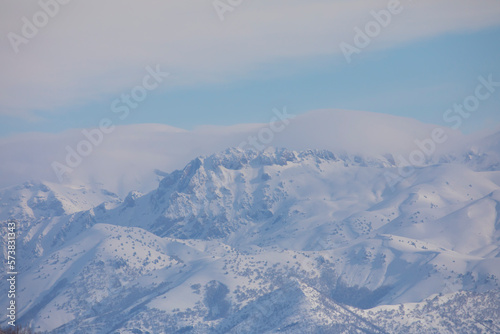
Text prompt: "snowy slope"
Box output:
[[0, 180, 120, 221], [1, 144, 499, 333], [0, 110, 500, 333]]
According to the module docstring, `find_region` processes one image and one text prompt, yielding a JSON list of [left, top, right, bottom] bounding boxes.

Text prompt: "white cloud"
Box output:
[[0, 109, 469, 196], [1, 0, 500, 116]]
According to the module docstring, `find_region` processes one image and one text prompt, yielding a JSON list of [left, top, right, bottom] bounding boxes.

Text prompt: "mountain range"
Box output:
[[1, 110, 500, 333]]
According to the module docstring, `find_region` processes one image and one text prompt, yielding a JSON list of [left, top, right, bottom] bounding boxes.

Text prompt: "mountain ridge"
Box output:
[[1, 144, 500, 333]]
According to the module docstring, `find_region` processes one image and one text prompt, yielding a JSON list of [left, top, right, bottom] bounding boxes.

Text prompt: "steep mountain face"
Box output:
[[1, 147, 500, 333], [101, 148, 392, 241]]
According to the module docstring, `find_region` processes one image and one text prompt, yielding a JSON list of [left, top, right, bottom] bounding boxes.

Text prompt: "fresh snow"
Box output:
[[1, 111, 500, 333]]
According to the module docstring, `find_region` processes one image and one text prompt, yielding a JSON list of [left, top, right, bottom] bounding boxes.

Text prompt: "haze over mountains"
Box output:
[[0, 109, 482, 196], [1, 110, 500, 333]]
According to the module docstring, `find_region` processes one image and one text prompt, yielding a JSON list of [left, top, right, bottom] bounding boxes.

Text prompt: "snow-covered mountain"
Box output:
[[0, 109, 483, 197], [1, 137, 500, 333], [0, 181, 121, 222]]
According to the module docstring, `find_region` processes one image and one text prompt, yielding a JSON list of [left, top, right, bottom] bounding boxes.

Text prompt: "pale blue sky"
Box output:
[[1, 1, 499, 137]]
